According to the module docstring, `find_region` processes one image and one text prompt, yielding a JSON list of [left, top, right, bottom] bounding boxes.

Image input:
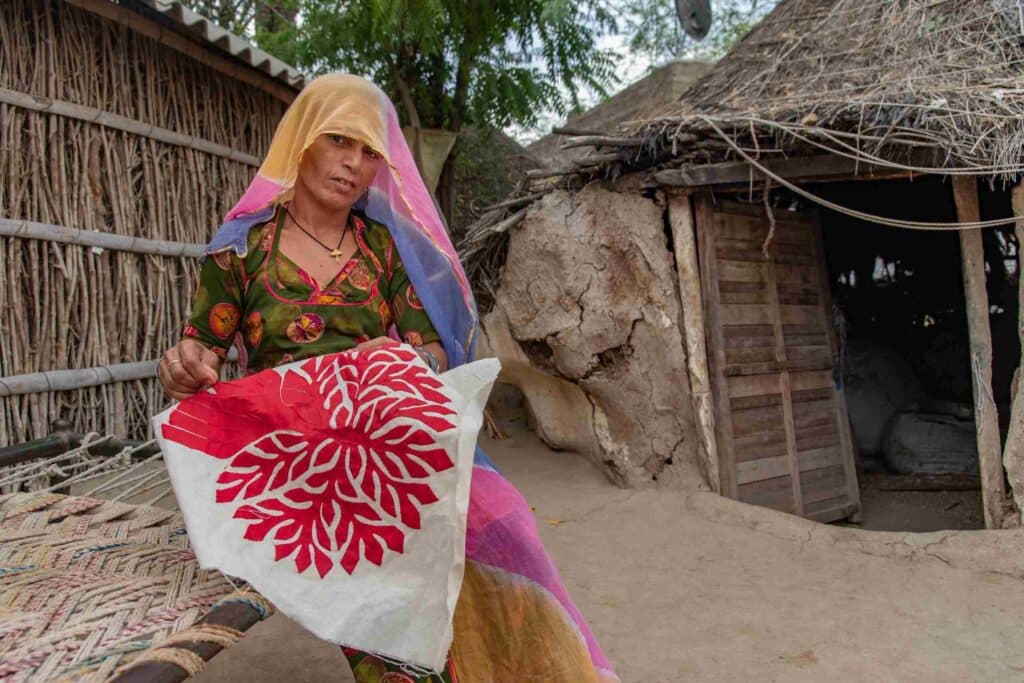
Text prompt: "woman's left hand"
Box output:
[[351, 337, 447, 373], [353, 336, 400, 353]]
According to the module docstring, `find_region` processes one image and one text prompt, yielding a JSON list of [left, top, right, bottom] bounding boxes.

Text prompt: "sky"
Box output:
[[507, 32, 656, 146]]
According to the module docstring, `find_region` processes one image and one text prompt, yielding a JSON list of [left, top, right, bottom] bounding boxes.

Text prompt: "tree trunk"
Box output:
[[255, 0, 297, 34]]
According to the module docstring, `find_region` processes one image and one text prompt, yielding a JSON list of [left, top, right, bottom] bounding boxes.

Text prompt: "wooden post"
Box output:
[[668, 194, 720, 493], [695, 193, 739, 498], [1002, 185, 1024, 525], [952, 176, 1007, 529]]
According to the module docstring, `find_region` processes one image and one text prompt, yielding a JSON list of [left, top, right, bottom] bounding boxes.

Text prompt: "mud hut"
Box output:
[[0, 0, 301, 445], [525, 59, 711, 168], [462, 0, 1024, 529]]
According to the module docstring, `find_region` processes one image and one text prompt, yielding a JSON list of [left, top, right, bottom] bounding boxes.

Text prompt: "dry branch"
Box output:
[[560, 135, 645, 149]]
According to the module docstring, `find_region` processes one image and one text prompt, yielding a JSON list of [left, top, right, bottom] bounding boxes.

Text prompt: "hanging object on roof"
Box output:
[[676, 0, 712, 40]]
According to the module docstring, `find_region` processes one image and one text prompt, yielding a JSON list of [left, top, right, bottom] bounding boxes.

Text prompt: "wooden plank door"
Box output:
[[695, 196, 861, 522]]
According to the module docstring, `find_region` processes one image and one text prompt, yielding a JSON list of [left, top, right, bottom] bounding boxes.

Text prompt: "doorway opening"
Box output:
[[810, 176, 1019, 531]]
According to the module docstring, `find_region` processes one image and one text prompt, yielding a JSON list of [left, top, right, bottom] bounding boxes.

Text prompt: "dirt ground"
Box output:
[[852, 472, 985, 532], [196, 425, 1024, 683]]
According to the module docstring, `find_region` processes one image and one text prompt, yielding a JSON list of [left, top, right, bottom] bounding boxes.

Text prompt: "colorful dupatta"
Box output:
[[204, 73, 618, 682]]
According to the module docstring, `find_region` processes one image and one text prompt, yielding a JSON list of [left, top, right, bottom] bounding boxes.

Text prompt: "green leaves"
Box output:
[[183, 0, 618, 132], [622, 0, 778, 64], [181, 0, 778, 132]]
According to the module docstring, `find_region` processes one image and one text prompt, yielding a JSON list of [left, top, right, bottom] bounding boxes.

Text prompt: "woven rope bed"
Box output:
[[0, 433, 274, 682]]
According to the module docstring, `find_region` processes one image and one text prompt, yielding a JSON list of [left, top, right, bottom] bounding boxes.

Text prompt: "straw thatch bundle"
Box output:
[[0, 0, 288, 445], [633, 0, 1024, 175], [460, 0, 1024, 305]]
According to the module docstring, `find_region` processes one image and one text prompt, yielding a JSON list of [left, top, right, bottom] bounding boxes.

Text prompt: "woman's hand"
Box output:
[[353, 336, 400, 353], [352, 337, 446, 372], [418, 341, 448, 373], [158, 339, 222, 401]]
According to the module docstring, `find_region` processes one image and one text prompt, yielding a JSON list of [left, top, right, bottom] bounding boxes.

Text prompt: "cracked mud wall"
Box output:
[[481, 185, 705, 488]]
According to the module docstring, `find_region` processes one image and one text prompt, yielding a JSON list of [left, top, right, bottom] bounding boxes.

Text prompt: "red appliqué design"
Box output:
[[161, 347, 457, 578]]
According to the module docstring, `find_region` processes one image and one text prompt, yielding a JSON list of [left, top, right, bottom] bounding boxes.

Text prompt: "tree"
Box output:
[[181, 0, 300, 54], [238, 0, 619, 222]]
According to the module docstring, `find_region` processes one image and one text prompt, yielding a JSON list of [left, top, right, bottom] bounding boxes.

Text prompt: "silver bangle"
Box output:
[[414, 346, 440, 373]]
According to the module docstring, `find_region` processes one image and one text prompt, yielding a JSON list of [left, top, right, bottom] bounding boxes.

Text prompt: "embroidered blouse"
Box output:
[[184, 208, 440, 373]]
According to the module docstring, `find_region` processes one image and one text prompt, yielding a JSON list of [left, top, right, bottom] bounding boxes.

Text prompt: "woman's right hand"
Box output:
[[158, 339, 222, 401]]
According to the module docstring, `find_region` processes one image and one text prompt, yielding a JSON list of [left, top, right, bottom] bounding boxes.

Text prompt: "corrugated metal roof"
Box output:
[[141, 0, 305, 90]]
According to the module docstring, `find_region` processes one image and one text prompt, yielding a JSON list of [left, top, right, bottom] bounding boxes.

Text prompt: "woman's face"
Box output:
[[295, 134, 383, 212]]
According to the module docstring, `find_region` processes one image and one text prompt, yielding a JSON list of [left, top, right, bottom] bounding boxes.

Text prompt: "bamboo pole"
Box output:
[[0, 218, 204, 257], [0, 87, 261, 167], [0, 348, 238, 397], [1002, 184, 1024, 526], [667, 194, 720, 493], [0, 360, 159, 396], [952, 176, 1007, 529]]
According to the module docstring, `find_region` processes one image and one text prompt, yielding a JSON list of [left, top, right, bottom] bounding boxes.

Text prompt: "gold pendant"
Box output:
[[329, 248, 344, 263]]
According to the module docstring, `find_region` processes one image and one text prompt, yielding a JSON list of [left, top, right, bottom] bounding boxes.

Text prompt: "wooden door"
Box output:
[[695, 196, 861, 522]]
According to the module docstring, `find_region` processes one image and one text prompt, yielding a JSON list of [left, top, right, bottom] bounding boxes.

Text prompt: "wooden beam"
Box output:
[[560, 135, 645, 149], [952, 176, 1007, 529], [668, 194, 720, 493], [695, 193, 739, 498], [0, 87, 260, 167], [655, 153, 920, 189], [1003, 184, 1024, 526], [111, 602, 264, 683]]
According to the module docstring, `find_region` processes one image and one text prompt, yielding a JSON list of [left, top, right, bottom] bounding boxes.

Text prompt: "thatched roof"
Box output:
[[458, 0, 1024, 309], [525, 60, 710, 167], [626, 0, 1024, 176], [508, 0, 1024, 186]]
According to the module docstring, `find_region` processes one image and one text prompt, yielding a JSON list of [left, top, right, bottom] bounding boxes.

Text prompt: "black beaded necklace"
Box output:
[[285, 207, 350, 263]]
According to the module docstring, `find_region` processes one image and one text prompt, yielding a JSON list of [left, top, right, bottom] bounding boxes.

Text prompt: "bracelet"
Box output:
[[413, 346, 440, 373]]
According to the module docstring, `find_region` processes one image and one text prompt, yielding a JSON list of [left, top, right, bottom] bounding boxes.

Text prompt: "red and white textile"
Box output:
[[152, 346, 499, 671]]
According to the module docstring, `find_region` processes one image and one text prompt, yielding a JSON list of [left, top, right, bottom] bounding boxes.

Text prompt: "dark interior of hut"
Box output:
[[796, 176, 1020, 531]]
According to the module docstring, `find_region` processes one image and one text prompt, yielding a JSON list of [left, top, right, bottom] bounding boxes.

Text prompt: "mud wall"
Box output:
[[480, 185, 705, 488]]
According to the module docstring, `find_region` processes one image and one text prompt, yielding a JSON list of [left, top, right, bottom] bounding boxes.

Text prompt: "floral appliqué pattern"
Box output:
[[160, 347, 457, 577]]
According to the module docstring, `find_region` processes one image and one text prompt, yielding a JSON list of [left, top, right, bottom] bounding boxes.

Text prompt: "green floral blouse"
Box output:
[[184, 208, 440, 373]]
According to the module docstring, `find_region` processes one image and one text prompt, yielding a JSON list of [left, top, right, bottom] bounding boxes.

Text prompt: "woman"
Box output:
[[158, 74, 618, 683]]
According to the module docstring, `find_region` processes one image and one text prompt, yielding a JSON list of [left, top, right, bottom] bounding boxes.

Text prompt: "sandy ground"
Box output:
[[852, 472, 985, 532], [195, 427, 1024, 683]]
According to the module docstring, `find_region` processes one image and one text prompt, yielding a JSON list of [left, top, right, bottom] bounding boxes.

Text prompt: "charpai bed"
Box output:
[[0, 429, 272, 682]]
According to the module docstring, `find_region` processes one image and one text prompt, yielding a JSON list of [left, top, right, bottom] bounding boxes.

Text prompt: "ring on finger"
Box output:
[[166, 358, 182, 366]]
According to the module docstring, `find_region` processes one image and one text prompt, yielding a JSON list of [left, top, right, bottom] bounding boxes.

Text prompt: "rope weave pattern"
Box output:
[[0, 491, 274, 681]]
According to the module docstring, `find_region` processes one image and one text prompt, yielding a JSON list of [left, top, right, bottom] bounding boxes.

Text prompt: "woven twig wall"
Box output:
[[0, 0, 288, 445]]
